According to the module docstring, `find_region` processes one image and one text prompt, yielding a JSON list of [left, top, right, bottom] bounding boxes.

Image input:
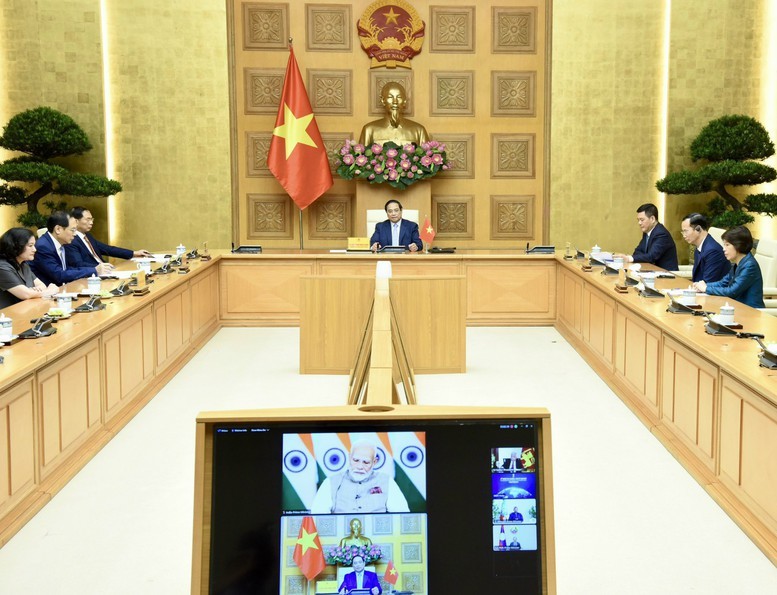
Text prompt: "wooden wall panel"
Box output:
[[614, 307, 660, 418], [156, 283, 193, 370], [582, 284, 614, 367], [191, 268, 220, 340], [556, 267, 583, 336]]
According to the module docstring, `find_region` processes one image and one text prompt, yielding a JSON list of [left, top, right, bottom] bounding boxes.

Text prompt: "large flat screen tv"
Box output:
[[191, 406, 555, 595]]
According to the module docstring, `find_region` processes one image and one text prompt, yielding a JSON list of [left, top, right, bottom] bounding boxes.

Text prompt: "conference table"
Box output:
[[0, 249, 774, 565]]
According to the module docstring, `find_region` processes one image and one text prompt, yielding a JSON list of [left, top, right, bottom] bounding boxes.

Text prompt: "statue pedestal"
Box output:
[[355, 181, 431, 238]]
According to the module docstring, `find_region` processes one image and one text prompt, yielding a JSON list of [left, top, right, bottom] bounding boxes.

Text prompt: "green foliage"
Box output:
[[658, 114, 777, 224], [699, 160, 776, 187], [0, 106, 121, 225], [0, 106, 91, 158], [690, 114, 775, 162], [655, 170, 711, 194], [744, 193, 777, 216]]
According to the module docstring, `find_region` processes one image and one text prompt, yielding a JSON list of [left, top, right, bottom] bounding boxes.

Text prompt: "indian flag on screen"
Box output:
[[386, 431, 426, 510], [282, 433, 319, 511]]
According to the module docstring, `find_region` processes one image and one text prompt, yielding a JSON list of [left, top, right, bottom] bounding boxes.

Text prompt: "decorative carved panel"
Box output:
[[246, 132, 272, 177], [402, 572, 424, 593], [491, 195, 534, 239], [243, 3, 289, 50], [433, 133, 474, 178], [430, 70, 475, 116], [306, 4, 351, 51], [491, 133, 535, 178], [433, 195, 474, 239], [430, 6, 476, 53], [321, 132, 352, 173], [244, 68, 284, 114], [492, 71, 536, 116], [247, 194, 293, 239], [308, 195, 352, 239], [308, 69, 352, 115], [492, 7, 537, 53], [369, 71, 414, 117]]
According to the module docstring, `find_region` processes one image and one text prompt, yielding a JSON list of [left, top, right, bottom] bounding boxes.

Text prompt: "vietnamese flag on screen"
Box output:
[[383, 560, 399, 585], [419, 216, 436, 244], [267, 47, 333, 210], [292, 516, 326, 580]]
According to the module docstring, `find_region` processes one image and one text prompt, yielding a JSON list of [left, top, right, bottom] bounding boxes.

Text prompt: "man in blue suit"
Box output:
[[681, 213, 729, 283], [338, 555, 382, 595], [66, 206, 151, 267], [617, 203, 679, 270], [370, 199, 421, 252], [30, 211, 115, 286]]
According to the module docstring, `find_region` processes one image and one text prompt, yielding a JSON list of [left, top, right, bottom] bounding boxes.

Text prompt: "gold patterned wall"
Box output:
[[230, 0, 551, 248], [0, 0, 231, 249], [551, 0, 774, 262]]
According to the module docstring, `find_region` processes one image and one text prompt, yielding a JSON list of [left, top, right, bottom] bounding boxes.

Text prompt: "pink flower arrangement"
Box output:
[[325, 544, 383, 566], [333, 139, 451, 189]]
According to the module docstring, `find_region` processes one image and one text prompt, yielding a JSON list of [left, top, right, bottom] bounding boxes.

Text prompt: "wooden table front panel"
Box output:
[[38, 338, 101, 478], [582, 283, 615, 368], [155, 282, 193, 371], [614, 305, 661, 419], [661, 336, 717, 468], [719, 373, 777, 534], [191, 267, 219, 341], [466, 261, 556, 325], [103, 306, 155, 421], [556, 266, 583, 337], [0, 376, 36, 516], [219, 261, 315, 324]]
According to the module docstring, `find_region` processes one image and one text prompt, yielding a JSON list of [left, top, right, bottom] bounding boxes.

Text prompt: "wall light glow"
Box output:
[[758, 0, 777, 239], [657, 0, 672, 221], [100, 0, 119, 243]]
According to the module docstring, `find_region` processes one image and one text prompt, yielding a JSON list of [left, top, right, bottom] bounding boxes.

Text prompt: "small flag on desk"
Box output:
[[293, 516, 326, 581], [267, 47, 333, 210], [499, 524, 507, 547], [420, 216, 436, 244], [384, 560, 399, 585]]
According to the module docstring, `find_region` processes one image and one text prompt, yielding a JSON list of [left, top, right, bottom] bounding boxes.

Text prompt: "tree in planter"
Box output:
[[0, 106, 121, 229], [656, 114, 777, 228]]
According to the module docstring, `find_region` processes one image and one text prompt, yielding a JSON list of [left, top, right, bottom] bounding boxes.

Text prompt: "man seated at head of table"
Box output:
[[0, 227, 59, 309], [693, 225, 764, 309], [680, 212, 729, 283], [615, 203, 679, 271], [66, 206, 151, 267], [29, 211, 114, 286]]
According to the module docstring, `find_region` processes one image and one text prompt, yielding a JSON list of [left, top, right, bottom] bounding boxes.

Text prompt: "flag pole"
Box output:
[[299, 207, 304, 250]]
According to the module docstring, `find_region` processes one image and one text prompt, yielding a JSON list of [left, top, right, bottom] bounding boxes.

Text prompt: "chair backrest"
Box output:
[[755, 237, 777, 288], [366, 209, 419, 238], [37, 227, 47, 238], [708, 226, 725, 245]]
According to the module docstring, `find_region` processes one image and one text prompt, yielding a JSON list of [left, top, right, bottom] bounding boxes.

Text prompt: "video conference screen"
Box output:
[[208, 419, 543, 594]]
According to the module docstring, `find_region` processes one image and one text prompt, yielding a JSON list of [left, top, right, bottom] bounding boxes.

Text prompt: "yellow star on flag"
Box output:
[[273, 104, 317, 159], [388, 567, 398, 576], [296, 527, 320, 555], [425, 224, 434, 234], [383, 7, 401, 25]]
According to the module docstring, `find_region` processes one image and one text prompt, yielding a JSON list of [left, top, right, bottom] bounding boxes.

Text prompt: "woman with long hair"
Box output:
[[0, 227, 58, 309]]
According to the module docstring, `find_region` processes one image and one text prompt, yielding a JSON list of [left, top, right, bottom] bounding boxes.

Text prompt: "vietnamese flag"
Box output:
[[267, 47, 333, 210], [420, 216, 436, 244], [383, 560, 399, 585], [292, 516, 326, 581]]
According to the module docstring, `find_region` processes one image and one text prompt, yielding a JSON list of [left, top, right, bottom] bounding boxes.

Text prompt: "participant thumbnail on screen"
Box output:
[[493, 523, 538, 551], [491, 446, 537, 472], [282, 432, 427, 514], [492, 473, 537, 501]]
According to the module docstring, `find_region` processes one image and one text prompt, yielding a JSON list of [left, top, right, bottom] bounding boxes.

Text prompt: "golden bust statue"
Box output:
[[359, 82, 430, 147], [339, 518, 373, 548]]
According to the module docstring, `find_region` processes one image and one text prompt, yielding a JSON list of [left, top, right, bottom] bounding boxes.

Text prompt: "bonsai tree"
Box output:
[[0, 106, 121, 229], [656, 114, 777, 227]]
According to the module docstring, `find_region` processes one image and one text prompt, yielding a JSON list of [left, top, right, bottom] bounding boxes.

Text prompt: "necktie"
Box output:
[[644, 233, 650, 252], [392, 223, 399, 245], [82, 235, 102, 264], [59, 246, 66, 270]]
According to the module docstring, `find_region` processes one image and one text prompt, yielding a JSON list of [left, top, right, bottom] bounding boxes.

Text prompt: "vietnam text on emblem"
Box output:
[[358, 0, 425, 69]]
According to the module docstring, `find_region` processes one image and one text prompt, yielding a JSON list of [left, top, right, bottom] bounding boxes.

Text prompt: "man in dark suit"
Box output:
[[66, 206, 151, 267], [30, 211, 114, 286], [681, 213, 729, 283], [617, 203, 678, 270], [370, 199, 421, 252], [338, 555, 382, 595]]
